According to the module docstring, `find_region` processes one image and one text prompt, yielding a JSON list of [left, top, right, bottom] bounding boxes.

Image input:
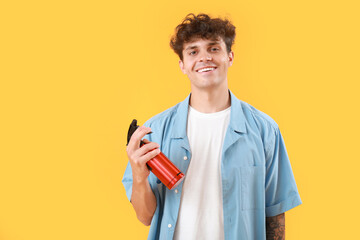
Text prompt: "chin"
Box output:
[[190, 75, 224, 88], [194, 82, 221, 90]]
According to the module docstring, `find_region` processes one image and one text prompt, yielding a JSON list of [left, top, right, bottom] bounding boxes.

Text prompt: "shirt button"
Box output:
[[183, 156, 188, 160], [168, 224, 172, 228], [175, 189, 178, 194]]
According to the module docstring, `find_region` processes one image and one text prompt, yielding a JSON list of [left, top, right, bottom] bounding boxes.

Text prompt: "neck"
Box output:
[[189, 85, 231, 113]]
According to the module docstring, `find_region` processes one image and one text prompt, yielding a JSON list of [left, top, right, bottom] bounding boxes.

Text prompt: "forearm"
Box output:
[[131, 178, 157, 226], [266, 213, 285, 240]]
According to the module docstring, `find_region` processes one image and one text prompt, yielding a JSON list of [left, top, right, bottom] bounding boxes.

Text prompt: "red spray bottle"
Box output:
[[127, 119, 185, 190]]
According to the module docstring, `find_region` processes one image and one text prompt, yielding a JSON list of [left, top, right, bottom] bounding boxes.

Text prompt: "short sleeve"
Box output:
[[265, 127, 302, 217], [122, 161, 134, 201]]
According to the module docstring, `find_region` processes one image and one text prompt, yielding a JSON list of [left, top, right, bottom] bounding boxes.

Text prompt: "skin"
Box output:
[[266, 213, 285, 239], [179, 37, 234, 113], [127, 37, 235, 226], [127, 37, 287, 237], [126, 126, 159, 225]]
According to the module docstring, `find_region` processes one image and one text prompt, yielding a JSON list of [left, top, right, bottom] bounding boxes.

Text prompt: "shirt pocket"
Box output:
[[240, 166, 265, 210]]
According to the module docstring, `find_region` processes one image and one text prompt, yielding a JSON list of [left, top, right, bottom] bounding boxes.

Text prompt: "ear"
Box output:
[[228, 51, 234, 67], [179, 60, 186, 74]]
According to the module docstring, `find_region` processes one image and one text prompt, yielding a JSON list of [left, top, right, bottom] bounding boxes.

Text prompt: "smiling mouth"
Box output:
[[196, 67, 217, 73]]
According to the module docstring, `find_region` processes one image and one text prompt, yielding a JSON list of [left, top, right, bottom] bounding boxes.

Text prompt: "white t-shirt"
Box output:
[[173, 105, 231, 240]]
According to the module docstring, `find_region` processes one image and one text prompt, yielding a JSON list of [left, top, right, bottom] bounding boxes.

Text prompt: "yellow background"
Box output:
[[1, 0, 359, 239]]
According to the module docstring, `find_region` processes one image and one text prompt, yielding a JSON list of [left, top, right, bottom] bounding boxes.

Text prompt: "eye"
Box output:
[[211, 47, 219, 52], [189, 50, 197, 55]]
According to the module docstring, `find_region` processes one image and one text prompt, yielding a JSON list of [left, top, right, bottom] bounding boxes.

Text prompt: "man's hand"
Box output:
[[266, 213, 285, 240], [126, 125, 159, 226], [126, 126, 160, 183]]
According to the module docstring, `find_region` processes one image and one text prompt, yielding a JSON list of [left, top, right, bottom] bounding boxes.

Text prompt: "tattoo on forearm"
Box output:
[[266, 213, 285, 240]]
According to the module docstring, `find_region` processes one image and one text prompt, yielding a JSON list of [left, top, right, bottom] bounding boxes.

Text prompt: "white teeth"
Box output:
[[197, 67, 215, 73]]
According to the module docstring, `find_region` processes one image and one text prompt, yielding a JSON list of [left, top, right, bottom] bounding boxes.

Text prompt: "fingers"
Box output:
[[136, 141, 160, 157], [127, 126, 152, 151], [139, 148, 161, 163], [128, 143, 160, 171], [126, 125, 160, 166]]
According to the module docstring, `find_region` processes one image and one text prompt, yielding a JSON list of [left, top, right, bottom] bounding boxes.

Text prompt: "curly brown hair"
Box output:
[[170, 13, 236, 60]]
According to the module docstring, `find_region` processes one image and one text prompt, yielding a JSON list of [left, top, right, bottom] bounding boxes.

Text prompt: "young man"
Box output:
[[123, 13, 302, 240]]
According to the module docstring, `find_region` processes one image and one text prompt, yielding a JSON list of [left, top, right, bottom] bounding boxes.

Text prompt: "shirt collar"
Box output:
[[228, 90, 247, 134], [171, 89, 247, 139]]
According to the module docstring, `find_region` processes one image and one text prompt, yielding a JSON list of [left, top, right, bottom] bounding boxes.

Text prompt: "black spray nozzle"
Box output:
[[127, 119, 152, 146], [127, 119, 139, 146]]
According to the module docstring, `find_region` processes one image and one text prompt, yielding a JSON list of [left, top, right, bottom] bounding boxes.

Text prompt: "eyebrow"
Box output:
[[184, 41, 220, 51]]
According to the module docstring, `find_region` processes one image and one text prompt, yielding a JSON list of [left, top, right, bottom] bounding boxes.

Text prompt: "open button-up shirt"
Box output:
[[122, 90, 302, 239]]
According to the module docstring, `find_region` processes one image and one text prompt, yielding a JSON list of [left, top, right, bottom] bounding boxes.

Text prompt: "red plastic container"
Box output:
[[127, 119, 185, 190], [146, 151, 185, 190]]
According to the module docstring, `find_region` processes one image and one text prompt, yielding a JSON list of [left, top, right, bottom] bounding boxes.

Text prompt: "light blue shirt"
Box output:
[[122, 90, 302, 240]]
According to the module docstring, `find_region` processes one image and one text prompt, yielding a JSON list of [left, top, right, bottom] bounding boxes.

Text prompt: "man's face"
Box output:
[[179, 37, 234, 91]]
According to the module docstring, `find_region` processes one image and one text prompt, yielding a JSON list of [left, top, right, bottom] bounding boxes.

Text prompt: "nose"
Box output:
[[199, 52, 213, 62]]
